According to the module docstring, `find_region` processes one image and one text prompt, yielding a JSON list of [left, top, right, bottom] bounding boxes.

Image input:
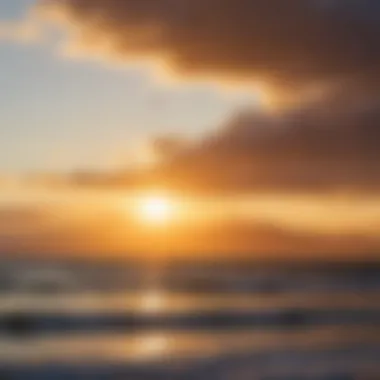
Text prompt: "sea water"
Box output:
[[0, 259, 379, 379]]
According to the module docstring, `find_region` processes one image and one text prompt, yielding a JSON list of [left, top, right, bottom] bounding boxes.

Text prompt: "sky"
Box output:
[[0, 0, 379, 259], [0, 0, 257, 174]]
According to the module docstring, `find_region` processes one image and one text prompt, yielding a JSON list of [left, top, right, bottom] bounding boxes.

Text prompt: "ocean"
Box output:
[[0, 259, 379, 379]]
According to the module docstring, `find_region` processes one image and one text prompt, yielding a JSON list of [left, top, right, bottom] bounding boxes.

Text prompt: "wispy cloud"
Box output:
[[0, 17, 43, 44]]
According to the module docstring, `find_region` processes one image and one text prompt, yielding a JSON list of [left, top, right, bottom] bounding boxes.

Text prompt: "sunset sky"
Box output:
[[0, 0, 257, 174], [1, 0, 380, 259]]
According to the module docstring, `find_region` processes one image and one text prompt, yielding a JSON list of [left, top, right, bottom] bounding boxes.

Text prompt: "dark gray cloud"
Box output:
[[35, 0, 380, 193], [146, 93, 380, 192], [39, 0, 380, 97], [63, 94, 380, 193]]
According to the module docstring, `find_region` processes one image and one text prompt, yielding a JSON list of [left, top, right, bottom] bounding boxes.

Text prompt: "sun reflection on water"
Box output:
[[139, 290, 166, 314], [134, 335, 170, 359]]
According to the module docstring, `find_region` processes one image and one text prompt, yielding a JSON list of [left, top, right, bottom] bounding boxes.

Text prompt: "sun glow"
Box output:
[[137, 194, 174, 225]]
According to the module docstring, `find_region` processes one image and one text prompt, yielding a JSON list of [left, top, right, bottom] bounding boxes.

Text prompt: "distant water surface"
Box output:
[[0, 260, 379, 379]]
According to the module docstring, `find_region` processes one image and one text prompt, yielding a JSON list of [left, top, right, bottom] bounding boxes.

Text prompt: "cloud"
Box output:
[[92, 93, 376, 194], [3, 1, 379, 194], [0, 0, 379, 259], [7, 0, 380, 105], [0, 18, 43, 44], [33, 0, 380, 101], [16, 0, 378, 194]]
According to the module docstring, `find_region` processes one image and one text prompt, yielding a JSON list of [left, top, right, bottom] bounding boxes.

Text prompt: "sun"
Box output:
[[138, 195, 174, 225]]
